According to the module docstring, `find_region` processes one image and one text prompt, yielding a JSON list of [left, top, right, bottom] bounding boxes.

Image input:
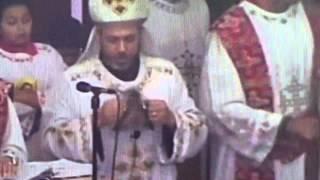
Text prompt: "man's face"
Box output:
[[98, 21, 141, 71]]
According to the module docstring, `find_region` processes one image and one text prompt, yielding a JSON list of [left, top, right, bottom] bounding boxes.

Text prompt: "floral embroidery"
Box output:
[[80, 116, 91, 160], [115, 143, 155, 179], [0, 44, 50, 62]]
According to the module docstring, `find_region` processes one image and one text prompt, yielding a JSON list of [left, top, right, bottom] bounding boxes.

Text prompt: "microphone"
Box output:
[[130, 130, 141, 139], [76, 81, 116, 165], [76, 81, 116, 94]]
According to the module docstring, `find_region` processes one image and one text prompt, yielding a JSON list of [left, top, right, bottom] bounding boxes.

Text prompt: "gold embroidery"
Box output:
[[46, 127, 56, 134], [70, 69, 103, 82], [115, 162, 129, 173], [103, 0, 135, 15], [69, 60, 101, 82], [63, 130, 74, 137], [93, 70, 102, 80], [116, 143, 155, 179], [141, 161, 154, 171], [147, 66, 174, 75], [189, 122, 201, 137], [80, 117, 91, 160], [57, 131, 65, 147]]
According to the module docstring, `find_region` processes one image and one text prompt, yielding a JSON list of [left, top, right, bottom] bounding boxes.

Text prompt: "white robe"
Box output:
[[0, 43, 67, 161], [200, 1, 314, 180], [2, 98, 27, 179], [141, 0, 210, 104], [44, 55, 208, 180]]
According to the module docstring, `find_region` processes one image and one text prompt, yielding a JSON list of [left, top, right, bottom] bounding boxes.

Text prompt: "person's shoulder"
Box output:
[[34, 42, 57, 54], [143, 54, 177, 76], [34, 42, 66, 60], [34, 42, 68, 68], [65, 58, 101, 81]]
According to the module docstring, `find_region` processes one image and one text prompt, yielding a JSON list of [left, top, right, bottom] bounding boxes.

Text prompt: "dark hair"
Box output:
[[48, 17, 84, 49], [0, 0, 31, 20]]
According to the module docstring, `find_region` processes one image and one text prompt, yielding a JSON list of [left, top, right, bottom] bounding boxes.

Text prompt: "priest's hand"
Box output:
[[0, 156, 18, 178], [146, 100, 176, 128], [98, 98, 127, 128], [285, 112, 320, 141]]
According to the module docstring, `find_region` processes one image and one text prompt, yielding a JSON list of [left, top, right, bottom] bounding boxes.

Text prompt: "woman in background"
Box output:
[[0, 0, 66, 161]]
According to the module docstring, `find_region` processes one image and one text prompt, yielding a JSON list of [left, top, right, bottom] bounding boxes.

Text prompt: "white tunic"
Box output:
[[141, 0, 210, 104], [200, 1, 314, 180], [0, 43, 67, 161], [44, 55, 208, 180], [2, 98, 27, 179]]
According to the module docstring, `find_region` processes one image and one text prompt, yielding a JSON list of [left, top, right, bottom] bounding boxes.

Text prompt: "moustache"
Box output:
[[117, 53, 129, 59]]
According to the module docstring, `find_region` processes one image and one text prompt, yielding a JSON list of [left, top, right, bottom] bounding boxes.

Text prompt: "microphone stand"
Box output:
[[91, 91, 104, 180]]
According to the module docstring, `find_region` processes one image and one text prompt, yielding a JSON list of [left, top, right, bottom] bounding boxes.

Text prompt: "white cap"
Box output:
[[77, 0, 149, 63], [89, 0, 149, 23]]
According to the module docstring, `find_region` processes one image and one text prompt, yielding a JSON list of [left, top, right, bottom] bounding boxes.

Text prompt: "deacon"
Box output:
[[200, 0, 320, 180]]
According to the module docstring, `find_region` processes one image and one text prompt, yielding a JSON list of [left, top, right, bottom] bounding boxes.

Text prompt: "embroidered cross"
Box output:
[[280, 76, 307, 114], [173, 48, 201, 98]]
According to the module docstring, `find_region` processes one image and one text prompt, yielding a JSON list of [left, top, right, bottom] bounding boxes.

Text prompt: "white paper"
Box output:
[[23, 159, 92, 179]]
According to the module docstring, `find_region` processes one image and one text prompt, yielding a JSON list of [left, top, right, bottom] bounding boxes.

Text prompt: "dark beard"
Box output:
[[100, 53, 140, 81]]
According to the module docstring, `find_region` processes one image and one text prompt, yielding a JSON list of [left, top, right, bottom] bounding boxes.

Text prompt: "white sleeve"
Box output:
[[158, 65, 208, 163], [51, 46, 68, 71], [199, 33, 283, 162], [46, 47, 68, 88], [43, 75, 93, 163], [38, 46, 68, 108], [1, 98, 27, 168]]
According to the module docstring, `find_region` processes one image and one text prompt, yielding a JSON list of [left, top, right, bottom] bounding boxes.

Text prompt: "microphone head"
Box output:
[[106, 89, 117, 94], [76, 81, 117, 94], [76, 81, 91, 93]]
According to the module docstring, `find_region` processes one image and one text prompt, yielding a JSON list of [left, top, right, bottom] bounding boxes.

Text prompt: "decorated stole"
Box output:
[[0, 80, 10, 146], [211, 5, 308, 180]]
